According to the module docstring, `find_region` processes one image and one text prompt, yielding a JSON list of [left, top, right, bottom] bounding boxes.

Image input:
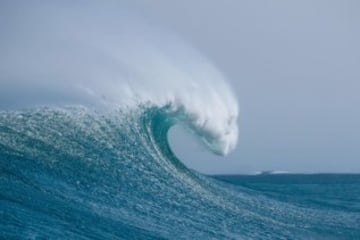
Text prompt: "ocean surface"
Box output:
[[1, 107, 359, 240]]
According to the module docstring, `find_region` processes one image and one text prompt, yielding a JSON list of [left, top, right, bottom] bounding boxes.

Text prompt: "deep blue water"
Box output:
[[213, 174, 360, 216], [1, 107, 359, 239]]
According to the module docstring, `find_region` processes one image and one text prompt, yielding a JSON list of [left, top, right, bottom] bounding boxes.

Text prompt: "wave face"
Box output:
[[0, 1, 359, 239]]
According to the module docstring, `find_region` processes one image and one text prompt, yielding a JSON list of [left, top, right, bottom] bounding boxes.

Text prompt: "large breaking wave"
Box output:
[[0, 1, 238, 156], [1, 1, 359, 239]]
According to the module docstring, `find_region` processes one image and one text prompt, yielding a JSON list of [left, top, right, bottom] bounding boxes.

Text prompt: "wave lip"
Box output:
[[182, 107, 238, 156], [156, 100, 238, 156]]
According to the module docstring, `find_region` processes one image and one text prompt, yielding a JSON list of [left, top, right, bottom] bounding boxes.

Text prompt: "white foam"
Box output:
[[0, 1, 238, 155]]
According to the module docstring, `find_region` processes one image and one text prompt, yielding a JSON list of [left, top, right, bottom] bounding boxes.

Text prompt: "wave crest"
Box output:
[[0, 1, 238, 155]]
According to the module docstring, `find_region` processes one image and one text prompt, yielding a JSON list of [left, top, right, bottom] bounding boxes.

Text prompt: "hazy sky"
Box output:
[[1, 1, 359, 174], [129, 1, 360, 174]]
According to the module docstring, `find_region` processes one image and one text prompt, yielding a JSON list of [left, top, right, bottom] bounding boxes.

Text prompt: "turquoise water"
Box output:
[[1, 107, 359, 239]]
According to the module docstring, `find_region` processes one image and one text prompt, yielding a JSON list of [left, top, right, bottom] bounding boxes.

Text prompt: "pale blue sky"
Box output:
[[130, 1, 360, 174]]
